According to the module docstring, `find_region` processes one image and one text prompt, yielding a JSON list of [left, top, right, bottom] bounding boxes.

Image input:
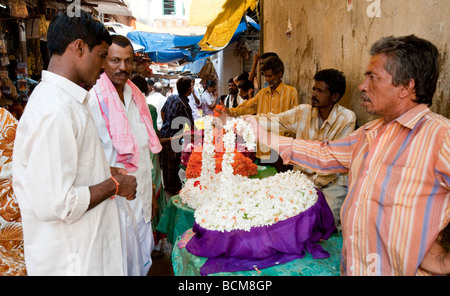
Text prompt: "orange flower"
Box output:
[[185, 150, 257, 179]]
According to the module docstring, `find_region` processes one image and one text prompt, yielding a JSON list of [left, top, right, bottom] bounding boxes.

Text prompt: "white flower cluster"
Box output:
[[180, 115, 318, 232], [199, 115, 215, 196], [221, 120, 236, 179], [194, 171, 318, 232]]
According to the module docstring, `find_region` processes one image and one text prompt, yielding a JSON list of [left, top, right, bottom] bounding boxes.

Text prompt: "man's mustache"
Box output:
[[361, 92, 371, 102], [115, 71, 130, 76]]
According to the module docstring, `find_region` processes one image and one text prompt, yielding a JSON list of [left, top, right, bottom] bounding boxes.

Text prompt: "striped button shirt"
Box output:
[[229, 82, 300, 159], [257, 103, 356, 187], [160, 94, 194, 138], [278, 104, 450, 275]]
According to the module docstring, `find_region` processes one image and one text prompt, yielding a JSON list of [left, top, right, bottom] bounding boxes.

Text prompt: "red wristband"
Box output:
[[110, 176, 119, 199]]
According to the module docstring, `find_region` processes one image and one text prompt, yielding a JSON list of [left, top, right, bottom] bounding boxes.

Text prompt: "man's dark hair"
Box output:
[[314, 69, 346, 101], [236, 72, 249, 81], [370, 35, 440, 106], [238, 80, 254, 92], [205, 80, 216, 88], [176, 76, 192, 96], [260, 52, 279, 60], [261, 56, 284, 76], [47, 10, 112, 57], [131, 75, 149, 96], [111, 34, 133, 50]]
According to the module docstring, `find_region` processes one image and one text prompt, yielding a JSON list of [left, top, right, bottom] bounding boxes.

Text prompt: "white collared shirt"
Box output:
[[146, 91, 167, 130], [12, 70, 124, 275], [89, 84, 153, 223]]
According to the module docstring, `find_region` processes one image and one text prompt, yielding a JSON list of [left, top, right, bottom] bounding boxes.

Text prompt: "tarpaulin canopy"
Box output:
[[104, 22, 145, 52], [126, 15, 259, 64], [189, 0, 257, 51]]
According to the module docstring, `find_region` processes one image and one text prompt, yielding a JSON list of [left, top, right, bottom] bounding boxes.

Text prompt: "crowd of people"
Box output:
[[0, 10, 448, 276]]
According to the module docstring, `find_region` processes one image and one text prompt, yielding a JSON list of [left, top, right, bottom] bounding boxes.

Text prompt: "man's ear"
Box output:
[[72, 39, 86, 57], [331, 93, 341, 103], [399, 79, 416, 99]]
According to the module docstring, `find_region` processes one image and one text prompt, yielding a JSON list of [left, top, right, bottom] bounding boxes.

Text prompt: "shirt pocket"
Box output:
[[375, 163, 423, 207]]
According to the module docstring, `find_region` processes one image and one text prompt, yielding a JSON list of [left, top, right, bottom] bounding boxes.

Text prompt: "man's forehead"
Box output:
[[313, 80, 329, 90], [107, 43, 134, 57], [262, 69, 275, 76]]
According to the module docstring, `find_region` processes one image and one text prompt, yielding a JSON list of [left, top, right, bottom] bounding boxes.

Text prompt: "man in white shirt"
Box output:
[[146, 82, 167, 130], [89, 35, 162, 276], [221, 78, 244, 108], [12, 11, 137, 276], [187, 77, 202, 120]]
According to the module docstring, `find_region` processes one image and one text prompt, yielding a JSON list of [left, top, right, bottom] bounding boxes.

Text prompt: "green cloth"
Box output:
[[151, 152, 167, 231], [172, 231, 342, 276], [155, 166, 277, 245], [148, 103, 167, 232], [148, 104, 158, 131], [249, 165, 277, 179], [156, 195, 195, 245]]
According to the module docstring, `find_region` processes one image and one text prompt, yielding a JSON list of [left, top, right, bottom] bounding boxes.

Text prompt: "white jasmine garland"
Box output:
[[221, 119, 237, 185], [200, 115, 215, 195], [180, 116, 318, 232]]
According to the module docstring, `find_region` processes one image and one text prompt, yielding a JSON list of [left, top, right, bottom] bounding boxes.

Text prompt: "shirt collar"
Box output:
[[323, 104, 340, 125], [179, 94, 190, 104], [41, 70, 89, 104], [364, 104, 430, 132], [311, 103, 340, 126], [394, 104, 430, 129], [267, 81, 285, 95]]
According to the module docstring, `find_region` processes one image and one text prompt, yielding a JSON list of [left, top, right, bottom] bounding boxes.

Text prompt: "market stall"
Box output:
[[157, 116, 342, 276]]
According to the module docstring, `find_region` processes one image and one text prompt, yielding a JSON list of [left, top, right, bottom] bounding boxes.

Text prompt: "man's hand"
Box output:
[[214, 103, 233, 127], [111, 166, 128, 176], [114, 174, 138, 201], [110, 166, 137, 200]]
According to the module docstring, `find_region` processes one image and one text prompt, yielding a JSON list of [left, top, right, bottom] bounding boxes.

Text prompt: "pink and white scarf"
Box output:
[[93, 73, 162, 172]]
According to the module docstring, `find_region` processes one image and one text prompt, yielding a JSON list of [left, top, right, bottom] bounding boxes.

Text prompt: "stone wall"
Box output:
[[261, 0, 449, 127]]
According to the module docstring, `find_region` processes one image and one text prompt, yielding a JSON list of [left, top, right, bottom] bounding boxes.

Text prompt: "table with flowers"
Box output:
[[160, 116, 343, 276], [155, 165, 278, 245]]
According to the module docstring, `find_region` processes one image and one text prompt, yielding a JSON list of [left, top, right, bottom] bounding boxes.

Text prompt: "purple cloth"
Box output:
[[186, 189, 336, 275]]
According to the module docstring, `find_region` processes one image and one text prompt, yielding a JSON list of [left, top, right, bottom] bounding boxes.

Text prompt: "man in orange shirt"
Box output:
[[223, 56, 300, 171]]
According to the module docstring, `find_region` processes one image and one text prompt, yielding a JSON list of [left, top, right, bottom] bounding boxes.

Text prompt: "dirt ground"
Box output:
[[147, 178, 180, 276], [147, 238, 174, 276]]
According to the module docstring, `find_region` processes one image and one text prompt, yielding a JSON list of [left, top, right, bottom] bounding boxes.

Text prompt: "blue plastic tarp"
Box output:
[[127, 16, 257, 64]]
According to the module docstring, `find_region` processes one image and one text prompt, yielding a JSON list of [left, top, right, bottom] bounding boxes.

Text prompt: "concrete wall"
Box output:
[[261, 0, 450, 127]]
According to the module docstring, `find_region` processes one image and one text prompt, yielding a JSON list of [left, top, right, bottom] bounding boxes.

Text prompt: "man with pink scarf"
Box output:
[[89, 35, 162, 275]]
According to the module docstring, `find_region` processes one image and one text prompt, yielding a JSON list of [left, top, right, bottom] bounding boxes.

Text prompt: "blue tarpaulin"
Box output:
[[127, 16, 258, 64]]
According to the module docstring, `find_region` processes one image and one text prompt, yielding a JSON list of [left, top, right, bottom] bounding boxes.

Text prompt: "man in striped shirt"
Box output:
[[246, 35, 450, 275], [252, 69, 356, 229]]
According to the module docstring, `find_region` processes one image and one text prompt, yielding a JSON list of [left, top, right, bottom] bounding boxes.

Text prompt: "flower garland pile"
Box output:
[[185, 151, 258, 179], [180, 115, 318, 232]]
